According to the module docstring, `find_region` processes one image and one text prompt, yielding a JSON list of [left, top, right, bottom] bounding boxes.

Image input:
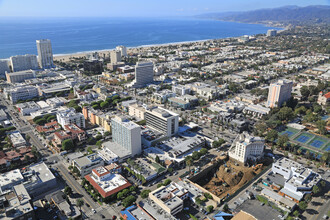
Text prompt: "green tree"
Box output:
[[76, 199, 84, 212], [185, 157, 193, 171], [300, 86, 310, 98], [206, 205, 214, 213], [100, 101, 109, 109], [316, 120, 326, 135], [298, 201, 308, 211], [200, 148, 208, 155], [122, 195, 136, 207], [278, 107, 294, 121], [62, 139, 74, 151], [140, 190, 151, 199], [277, 134, 289, 148], [293, 210, 299, 217], [312, 185, 320, 195], [163, 179, 172, 186], [64, 186, 73, 196], [266, 130, 278, 142], [155, 155, 160, 164]]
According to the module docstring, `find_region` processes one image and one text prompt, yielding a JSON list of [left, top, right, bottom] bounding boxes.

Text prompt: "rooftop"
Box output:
[[85, 167, 131, 198]]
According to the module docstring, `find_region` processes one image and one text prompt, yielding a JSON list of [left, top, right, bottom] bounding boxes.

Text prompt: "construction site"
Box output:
[[191, 158, 267, 200]]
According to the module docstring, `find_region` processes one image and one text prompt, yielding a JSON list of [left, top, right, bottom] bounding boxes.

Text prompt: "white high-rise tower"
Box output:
[[36, 39, 54, 69]]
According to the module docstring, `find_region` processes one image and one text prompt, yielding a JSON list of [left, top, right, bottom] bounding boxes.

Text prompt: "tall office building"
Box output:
[[111, 116, 141, 156], [267, 79, 293, 108], [0, 59, 10, 77], [36, 39, 54, 69], [116, 45, 127, 57], [145, 106, 179, 137], [10, 55, 38, 72], [110, 50, 122, 64], [267, 29, 277, 37], [130, 62, 154, 88]]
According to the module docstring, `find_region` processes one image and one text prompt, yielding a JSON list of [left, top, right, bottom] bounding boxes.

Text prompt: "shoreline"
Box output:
[[53, 22, 284, 61], [53, 39, 216, 61]]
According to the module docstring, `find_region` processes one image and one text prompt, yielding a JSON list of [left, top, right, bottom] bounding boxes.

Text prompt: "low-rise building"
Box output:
[[0, 184, 35, 220], [317, 91, 330, 105], [149, 182, 189, 215], [128, 103, 146, 120], [36, 121, 61, 134], [151, 90, 176, 104], [228, 132, 264, 163], [84, 166, 131, 199], [73, 154, 104, 176], [4, 86, 39, 104], [272, 158, 321, 202], [0, 109, 7, 121], [243, 104, 270, 118], [5, 70, 36, 83], [16, 101, 40, 116], [9, 131, 26, 148]]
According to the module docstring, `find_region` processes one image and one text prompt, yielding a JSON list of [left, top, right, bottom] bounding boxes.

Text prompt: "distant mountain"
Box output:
[[197, 5, 330, 24]]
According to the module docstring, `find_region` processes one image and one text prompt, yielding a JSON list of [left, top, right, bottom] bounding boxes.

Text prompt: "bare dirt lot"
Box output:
[[202, 159, 263, 198]]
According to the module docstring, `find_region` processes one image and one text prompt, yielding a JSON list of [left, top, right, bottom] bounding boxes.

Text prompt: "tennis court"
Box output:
[[280, 127, 299, 137], [325, 145, 330, 152], [295, 135, 312, 143], [310, 140, 325, 149]]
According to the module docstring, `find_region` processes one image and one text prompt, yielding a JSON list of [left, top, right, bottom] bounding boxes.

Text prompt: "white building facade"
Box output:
[[267, 80, 293, 108], [56, 108, 85, 128], [36, 39, 54, 69], [10, 54, 38, 72], [229, 132, 264, 163], [130, 62, 154, 88], [111, 116, 142, 156]]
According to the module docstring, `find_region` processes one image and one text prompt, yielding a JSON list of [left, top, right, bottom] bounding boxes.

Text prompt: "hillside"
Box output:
[[198, 5, 330, 25]]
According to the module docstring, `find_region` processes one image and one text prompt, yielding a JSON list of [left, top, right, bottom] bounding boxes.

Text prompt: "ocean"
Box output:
[[0, 17, 281, 59]]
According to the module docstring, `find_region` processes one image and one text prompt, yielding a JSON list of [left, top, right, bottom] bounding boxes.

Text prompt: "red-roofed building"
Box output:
[[85, 166, 131, 198], [52, 124, 87, 148], [0, 147, 34, 172], [318, 91, 330, 105], [36, 121, 61, 134]]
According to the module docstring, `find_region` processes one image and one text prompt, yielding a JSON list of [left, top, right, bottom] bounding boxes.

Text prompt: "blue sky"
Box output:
[[0, 0, 329, 17]]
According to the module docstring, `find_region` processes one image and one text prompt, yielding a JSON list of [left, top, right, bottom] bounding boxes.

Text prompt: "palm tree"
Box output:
[[77, 198, 84, 213], [186, 158, 193, 172]]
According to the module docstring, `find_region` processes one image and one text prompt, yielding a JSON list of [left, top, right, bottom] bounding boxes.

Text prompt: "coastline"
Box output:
[[53, 21, 284, 62], [53, 39, 214, 61]]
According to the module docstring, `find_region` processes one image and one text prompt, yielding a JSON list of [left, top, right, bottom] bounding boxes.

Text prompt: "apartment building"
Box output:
[[56, 108, 85, 128], [267, 80, 293, 108]]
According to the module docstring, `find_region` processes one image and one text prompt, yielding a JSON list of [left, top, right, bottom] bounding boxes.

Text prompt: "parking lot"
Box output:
[[234, 199, 281, 220]]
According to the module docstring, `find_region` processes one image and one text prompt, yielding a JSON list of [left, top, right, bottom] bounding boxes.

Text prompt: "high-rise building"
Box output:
[[267, 29, 277, 37], [10, 54, 38, 72], [36, 39, 54, 69], [5, 70, 36, 83], [228, 132, 264, 163], [56, 108, 85, 128], [110, 50, 122, 64], [0, 59, 10, 77], [116, 45, 127, 57], [267, 80, 293, 108], [145, 106, 179, 137], [111, 116, 141, 156], [130, 62, 154, 88]]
